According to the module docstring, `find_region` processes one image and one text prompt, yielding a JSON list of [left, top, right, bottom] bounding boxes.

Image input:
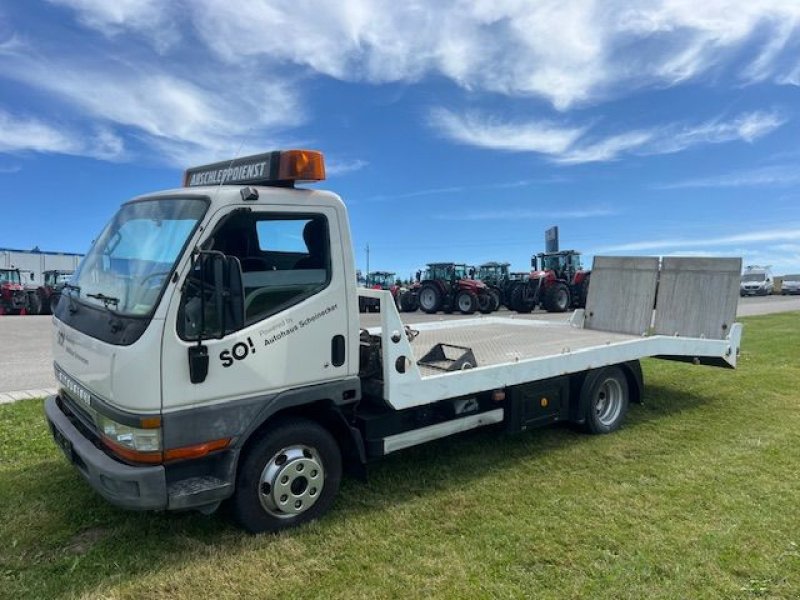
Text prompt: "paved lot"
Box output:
[[0, 294, 798, 395]]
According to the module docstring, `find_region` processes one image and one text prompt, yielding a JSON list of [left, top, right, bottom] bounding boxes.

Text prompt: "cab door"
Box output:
[[160, 202, 353, 411]]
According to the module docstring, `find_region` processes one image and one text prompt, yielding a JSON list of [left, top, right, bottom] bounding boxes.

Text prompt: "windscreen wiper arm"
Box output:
[[86, 292, 120, 307]]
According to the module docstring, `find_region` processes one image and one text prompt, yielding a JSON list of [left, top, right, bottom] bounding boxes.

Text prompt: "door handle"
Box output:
[[331, 335, 345, 367]]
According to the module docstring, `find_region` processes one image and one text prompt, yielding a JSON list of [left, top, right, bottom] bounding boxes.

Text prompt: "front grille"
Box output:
[[59, 392, 99, 439]]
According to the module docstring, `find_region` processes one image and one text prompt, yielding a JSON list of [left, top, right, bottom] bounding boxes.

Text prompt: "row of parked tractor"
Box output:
[[0, 267, 73, 316], [359, 249, 590, 316]]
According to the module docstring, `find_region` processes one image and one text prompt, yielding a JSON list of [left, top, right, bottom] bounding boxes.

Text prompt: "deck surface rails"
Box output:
[[409, 321, 637, 376]]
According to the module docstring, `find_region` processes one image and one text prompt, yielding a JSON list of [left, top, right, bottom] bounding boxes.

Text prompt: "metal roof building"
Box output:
[[1, 247, 83, 285]]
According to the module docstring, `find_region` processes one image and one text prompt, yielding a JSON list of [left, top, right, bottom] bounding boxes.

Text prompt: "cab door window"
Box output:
[[212, 211, 329, 325]]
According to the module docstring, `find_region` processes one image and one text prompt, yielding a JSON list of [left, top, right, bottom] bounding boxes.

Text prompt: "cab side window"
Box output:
[[213, 212, 330, 324]]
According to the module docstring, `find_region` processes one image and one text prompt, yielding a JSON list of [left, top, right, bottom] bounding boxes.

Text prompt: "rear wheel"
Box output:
[[27, 293, 42, 316], [418, 284, 442, 314], [581, 366, 629, 434], [456, 290, 477, 315], [399, 290, 418, 312], [477, 292, 493, 314], [511, 285, 534, 313], [543, 282, 570, 312], [488, 289, 501, 312], [578, 274, 590, 309], [232, 418, 342, 534]]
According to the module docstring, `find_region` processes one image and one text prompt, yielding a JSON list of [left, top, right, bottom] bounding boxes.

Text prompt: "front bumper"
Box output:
[[45, 395, 167, 510]]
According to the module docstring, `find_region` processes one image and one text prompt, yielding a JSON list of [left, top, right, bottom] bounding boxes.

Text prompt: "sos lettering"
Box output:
[[220, 337, 256, 367]]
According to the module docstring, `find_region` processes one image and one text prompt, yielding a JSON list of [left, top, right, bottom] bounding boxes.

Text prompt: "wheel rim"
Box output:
[[557, 288, 568, 308], [259, 445, 324, 519], [594, 378, 623, 427], [458, 294, 472, 311], [419, 288, 436, 310]]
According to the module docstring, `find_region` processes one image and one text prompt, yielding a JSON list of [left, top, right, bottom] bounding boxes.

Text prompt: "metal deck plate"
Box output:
[[654, 257, 742, 340], [409, 321, 637, 378], [583, 256, 659, 336]]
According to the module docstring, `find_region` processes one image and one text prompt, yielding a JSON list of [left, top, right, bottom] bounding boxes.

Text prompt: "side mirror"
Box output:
[[185, 251, 245, 383], [30, 273, 35, 281]]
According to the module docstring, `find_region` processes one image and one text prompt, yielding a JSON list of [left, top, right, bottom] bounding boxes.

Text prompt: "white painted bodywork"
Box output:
[[359, 289, 741, 412], [54, 185, 361, 415], [53, 182, 742, 424]]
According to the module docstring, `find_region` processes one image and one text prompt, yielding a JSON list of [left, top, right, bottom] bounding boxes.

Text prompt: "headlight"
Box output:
[[96, 414, 162, 460]]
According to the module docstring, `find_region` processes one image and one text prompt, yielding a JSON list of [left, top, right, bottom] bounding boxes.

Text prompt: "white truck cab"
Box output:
[[46, 150, 744, 533]]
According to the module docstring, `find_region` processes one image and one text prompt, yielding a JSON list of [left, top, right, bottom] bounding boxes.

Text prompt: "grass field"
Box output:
[[1, 312, 799, 599]]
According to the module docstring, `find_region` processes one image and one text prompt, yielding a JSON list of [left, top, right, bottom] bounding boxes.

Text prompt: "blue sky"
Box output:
[[1, 1, 800, 278]]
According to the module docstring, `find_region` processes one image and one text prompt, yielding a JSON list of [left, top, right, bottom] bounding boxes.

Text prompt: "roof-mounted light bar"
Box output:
[[183, 149, 325, 188]]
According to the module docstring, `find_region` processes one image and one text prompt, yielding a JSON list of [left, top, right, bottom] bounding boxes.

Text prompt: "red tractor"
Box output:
[[510, 250, 590, 313], [359, 271, 401, 313], [37, 269, 74, 314], [0, 268, 41, 315], [416, 262, 494, 315]]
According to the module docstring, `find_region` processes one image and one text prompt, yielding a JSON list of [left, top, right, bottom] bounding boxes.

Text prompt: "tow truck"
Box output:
[[45, 150, 744, 533]]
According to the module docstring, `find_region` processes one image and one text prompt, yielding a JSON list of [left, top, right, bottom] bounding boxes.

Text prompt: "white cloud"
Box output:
[[326, 158, 369, 176], [41, 1, 800, 110], [435, 207, 617, 221], [555, 130, 655, 164], [432, 108, 783, 164], [657, 165, 800, 189], [0, 50, 303, 166], [593, 227, 800, 253], [48, 0, 179, 51], [4, 1, 798, 166], [430, 108, 586, 154], [0, 109, 124, 160]]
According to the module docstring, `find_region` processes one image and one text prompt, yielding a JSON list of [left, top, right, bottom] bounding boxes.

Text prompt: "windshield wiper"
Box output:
[[86, 292, 120, 307], [86, 292, 126, 332]]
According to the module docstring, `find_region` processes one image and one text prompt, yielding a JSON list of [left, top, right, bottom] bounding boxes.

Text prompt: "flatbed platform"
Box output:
[[358, 256, 742, 411], [408, 318, 637, 377]]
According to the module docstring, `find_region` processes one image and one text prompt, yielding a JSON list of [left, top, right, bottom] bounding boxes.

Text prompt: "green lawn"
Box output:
[[1, 312, 799, 599]]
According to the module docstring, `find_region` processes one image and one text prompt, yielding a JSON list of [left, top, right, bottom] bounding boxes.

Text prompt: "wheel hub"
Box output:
[[594, 378, 623, 426], [420, 289, 435, 309], [259, 445, 324, 518]]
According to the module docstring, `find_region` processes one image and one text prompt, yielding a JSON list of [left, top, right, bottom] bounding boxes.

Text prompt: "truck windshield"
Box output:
[[741, 274, 765, 282], [68, 198, 207, 316], [0, 270, 21, 285]]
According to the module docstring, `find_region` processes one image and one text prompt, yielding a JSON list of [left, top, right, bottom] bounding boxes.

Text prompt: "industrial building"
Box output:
[[0, 247, 83, 284]]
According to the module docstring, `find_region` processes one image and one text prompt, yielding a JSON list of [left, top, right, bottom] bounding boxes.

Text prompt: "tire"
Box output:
[[418, 284, 442, 313], [232, 418, 342, 534], [543, 282, 570, 312], [578, 274, 590, 309], [511, 285, 534, 313], [477, 292, 493, 314], [488, 289, 501, 312], [456, 290, 477, 314], [399, 291, 418, 312], [27, 293, 42, 316], [581, 366, 629, 434]]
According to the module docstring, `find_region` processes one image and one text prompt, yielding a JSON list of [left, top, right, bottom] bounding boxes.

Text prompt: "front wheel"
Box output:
[[456, 290, 477, 315], [581, 366, 629, 434], [232, 418, 342, 534], [418, 284, 442, 314], [477, 291, 494, 314], [543, 282, 570, 312], [511, 285, 534, 313]]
